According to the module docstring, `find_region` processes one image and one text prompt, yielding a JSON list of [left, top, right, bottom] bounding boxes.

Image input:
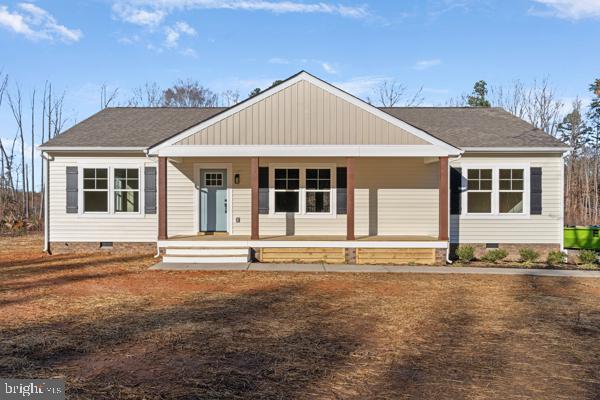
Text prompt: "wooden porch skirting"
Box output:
[[256, 247, 444, 265], [161, 235, 449, 265]]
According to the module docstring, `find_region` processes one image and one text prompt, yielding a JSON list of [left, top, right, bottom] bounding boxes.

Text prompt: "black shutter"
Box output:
[[450, 167, 462, 215], [144, 166, 157, 214], [259, 167, 269, 214], [530, 167, 542, 215], [66, 166, 78, 213], [336, 167, 347, 215]]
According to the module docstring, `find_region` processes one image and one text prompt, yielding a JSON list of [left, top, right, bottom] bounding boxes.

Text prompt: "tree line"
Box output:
[[0, 72, 599, 233]]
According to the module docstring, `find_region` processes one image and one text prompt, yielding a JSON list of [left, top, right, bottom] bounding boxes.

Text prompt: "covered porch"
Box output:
[[154, 154, 450, 264], [156, 155, 450, 243]]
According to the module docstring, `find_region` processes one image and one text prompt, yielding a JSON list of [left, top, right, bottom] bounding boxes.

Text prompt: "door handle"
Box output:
[[224, 199, 227, 213]]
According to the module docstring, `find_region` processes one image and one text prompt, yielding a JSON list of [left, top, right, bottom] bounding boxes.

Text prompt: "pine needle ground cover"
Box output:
[[1, 235, 599, 399]]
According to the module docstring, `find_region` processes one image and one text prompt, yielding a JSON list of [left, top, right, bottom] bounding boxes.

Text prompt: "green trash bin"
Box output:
[[564, 226, 600, 250]]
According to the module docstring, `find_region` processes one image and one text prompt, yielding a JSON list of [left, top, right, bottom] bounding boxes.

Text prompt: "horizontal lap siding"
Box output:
[[48, 155, 157, 242], [166, 157, 251, 236], [167, 157, 440, 237], [175, 80, 430, 146], [355, 158, 439, 237], [167, 160, 195, 235], [450, 155, 563, 244]]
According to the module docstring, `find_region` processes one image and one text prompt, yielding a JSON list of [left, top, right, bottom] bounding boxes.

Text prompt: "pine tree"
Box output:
[[467, 80, 491, 107]]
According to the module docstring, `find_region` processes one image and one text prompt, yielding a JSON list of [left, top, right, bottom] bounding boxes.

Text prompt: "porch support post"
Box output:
[[438, 156, 449, 241], [251, 157, 259, 240], [346, 157, 355, 241], [158, 156, 167, 240]]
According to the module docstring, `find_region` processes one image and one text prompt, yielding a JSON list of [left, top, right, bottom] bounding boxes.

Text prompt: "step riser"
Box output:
[[165, 248, 249, 256], [162, 256, 249, 264]]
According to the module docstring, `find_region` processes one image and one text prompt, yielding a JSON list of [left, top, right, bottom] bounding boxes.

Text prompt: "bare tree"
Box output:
[[7, 85, 29, 219], [100, 83, 119, 109], [368, 80, 424, 107], [490, 78, 563, 136], [222, 89, 240, 106], [30, 89, 35, 215], [162, 79, 219, 107], [526, 78, 563, 137], [490, 81, 528, 119], [127, 82, 163, 107]]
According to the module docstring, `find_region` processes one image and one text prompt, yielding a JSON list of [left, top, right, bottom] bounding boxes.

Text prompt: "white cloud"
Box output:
[[175, 21, 196, 35], [164, 20, 197, 48], [413, 59, 441, 70], [529, 0, 600, 19], [112, 0, 371, 25], [0, 3, 82, 42], [334, 76, 388, 98], [112, 3, 166, 26], [321, 62, 337, 74]]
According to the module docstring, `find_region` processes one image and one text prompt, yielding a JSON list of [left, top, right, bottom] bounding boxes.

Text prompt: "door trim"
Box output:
[[193, 162, 233, 234]]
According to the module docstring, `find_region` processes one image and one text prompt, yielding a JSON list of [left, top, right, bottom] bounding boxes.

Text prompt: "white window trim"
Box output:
[[461, 163, 530, 219], [268, 163, 337, 218], [81, 167, 109, 215], [77, 163, 146, 218], [114, 167, 142, 214]]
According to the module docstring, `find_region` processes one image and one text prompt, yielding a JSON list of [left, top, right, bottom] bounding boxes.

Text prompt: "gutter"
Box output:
[[42, 152, 54, 253], [37, 146, 147, 152], [461, 147, 572, 153]]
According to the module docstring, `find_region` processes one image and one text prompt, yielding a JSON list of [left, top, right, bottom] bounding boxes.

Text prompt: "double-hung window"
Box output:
[[464, 166, 528, 216], [499, 169, 524, 214], [467, 169, 492, 214], [114, 168, 140, 212], [274, 168, 300, 213], [306, 169, 331, 213], [83, 168, 108, 212]]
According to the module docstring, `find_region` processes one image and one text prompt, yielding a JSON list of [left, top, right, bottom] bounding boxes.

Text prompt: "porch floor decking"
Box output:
[[166, 234, 440, 242]]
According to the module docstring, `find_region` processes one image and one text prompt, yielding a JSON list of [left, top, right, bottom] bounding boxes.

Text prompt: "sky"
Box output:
[[0, 0, 599, 186]]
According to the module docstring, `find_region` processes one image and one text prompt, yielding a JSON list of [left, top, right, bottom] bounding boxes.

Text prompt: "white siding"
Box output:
[[167, 157, 439, 237], [48, 155, 157, 242], [450, 155, 563, 244]]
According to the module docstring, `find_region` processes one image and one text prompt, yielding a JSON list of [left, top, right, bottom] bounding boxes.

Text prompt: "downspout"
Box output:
[[560, 151, 567, 253], [144, 148, 162, 258], [42, 152, 53, 253], [446, 153, 464, 264]]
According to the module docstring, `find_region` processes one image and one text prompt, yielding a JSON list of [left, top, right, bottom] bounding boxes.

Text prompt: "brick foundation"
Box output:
[[49, 241, 156, 255], [435, 248, 447, 264], [449, 243, 560, 262]]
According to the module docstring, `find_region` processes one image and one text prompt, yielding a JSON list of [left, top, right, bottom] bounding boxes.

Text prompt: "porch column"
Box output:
[[251, 157, 259, 240], [346, 157, 355, 240], [158, 156, 167, 240], [438, 156, 449, 241]]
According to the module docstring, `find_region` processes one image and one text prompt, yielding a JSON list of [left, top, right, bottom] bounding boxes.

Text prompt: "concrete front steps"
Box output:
[[162, 247, 250, 264]]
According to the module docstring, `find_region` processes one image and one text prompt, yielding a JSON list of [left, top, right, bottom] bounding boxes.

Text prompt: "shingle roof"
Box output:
[[40, 107, 226, 148], [381, 107, 567, 149], [40, 105, 568, 150]]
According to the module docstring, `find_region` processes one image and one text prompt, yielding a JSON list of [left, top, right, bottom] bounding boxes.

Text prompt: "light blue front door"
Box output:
[[200, 169, 227, 232]]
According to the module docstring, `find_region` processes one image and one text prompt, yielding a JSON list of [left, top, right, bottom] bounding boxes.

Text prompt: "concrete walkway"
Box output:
[[150, 262, 600, 278]]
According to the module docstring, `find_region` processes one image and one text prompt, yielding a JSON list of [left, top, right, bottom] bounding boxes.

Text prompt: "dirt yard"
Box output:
[[0, 235, 599, 399]]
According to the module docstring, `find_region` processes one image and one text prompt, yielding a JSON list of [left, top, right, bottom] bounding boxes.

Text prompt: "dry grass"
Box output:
[[1, 235, 599, 399]]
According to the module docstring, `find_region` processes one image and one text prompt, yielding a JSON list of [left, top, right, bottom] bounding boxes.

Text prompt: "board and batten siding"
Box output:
[[175, 80, 429, 146], [449, 155, 563, 244], [48, 155, 158, 242], [166, 157, 439, 237]]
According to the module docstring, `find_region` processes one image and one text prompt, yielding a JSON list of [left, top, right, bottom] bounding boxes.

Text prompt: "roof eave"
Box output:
[[38, 146, 147, 152], [461, 146, 571, 153]]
